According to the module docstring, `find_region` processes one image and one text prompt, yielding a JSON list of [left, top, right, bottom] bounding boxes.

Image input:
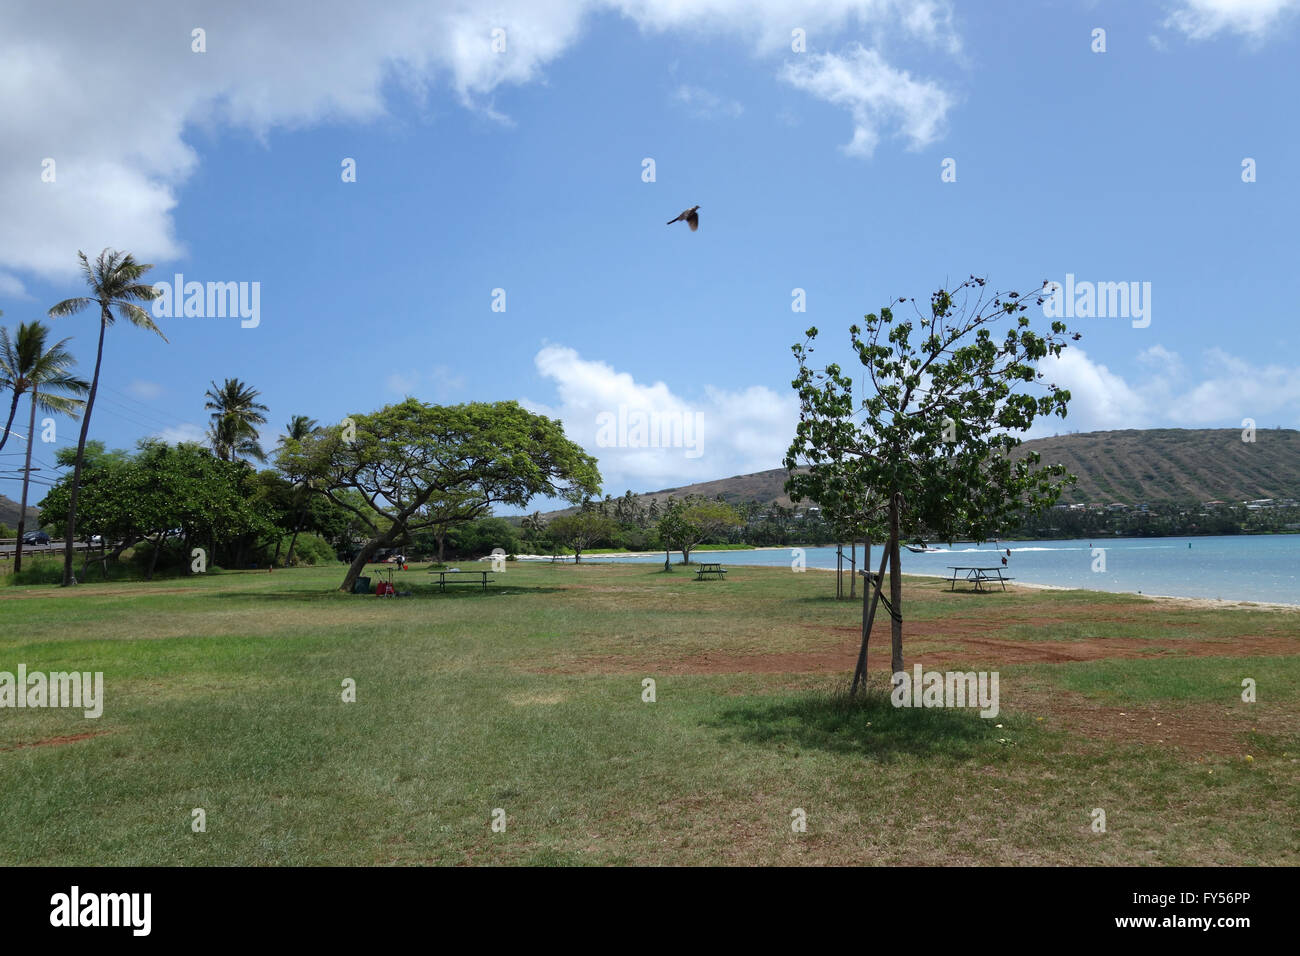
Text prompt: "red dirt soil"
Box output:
[[0, 731, 109, 752]]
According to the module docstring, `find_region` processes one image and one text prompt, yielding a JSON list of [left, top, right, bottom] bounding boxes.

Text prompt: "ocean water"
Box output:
[[576, 535, 1300, 605]]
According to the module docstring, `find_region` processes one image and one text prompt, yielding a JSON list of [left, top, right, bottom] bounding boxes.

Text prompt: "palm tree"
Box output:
[[204, 378, 269, 462], [0, 322, 90, 573], [48, 249, 165, 586], [0, 321, 86, 453], [275, 414, 320, 566]]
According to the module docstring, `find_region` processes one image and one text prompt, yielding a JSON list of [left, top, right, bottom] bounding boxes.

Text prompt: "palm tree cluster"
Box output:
[[2, 247, 346, 583], [0, 312, 90, 572]]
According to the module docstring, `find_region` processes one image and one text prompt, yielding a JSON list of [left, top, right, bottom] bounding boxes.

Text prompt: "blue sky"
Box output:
[[2, 0, 1298, 511]]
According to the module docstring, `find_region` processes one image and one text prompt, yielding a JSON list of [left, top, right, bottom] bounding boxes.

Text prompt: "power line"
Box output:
[[96, 393, 195, 432], [99, 383, 199, 429]]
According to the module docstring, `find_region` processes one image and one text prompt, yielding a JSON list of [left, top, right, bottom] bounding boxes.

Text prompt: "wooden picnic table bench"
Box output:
[[946, 566, 1012, 592], [695, 562, 728, 581], [428, 569, 495, 592]]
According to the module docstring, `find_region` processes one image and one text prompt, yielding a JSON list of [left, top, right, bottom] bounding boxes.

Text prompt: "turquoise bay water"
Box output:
[[577, 535, 1300, 605]]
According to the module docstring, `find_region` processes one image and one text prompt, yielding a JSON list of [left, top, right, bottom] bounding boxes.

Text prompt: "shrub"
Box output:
[[4, 557, 66, 586], [284, 533, 339, 566]]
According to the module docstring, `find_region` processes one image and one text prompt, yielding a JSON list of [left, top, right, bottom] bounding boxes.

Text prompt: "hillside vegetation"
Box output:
[[551, 428, 1300, 515]]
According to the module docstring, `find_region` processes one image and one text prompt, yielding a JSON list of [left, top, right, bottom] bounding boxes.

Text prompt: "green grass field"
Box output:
[[1, 561, 1296, 865]]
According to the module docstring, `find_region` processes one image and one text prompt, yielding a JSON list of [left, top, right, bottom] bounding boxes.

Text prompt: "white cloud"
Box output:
[[386, 371, 419, 395], [526, 345, 798, 492], [673, 84, 744, 118], [385, 365, 466, 399], [1164, 0, 1299, 39], [622, 0, 960, 54], [1173, 347, 1300, 424], [779, 45, 952, 157], [1035, 348, 1149, 432], [0, 1, 961, 287], [154, 423, 207, 445], [0, 273, 28, 298], [126, 380, 164, 401], [1034, 345, 1300, 434]]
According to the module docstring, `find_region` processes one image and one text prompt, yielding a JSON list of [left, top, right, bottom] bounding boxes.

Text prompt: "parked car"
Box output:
[[22, 530, 51, 545]]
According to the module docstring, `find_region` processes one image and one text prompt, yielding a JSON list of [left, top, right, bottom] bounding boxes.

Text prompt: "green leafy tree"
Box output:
[[274, 414, 321, 565], [48, 249, 165, 586], [40, 449, 147, 576], [656, 496, 742, 563], [546, 512, 616, 563], [0, 321, 89, 571], [40, 441, 280, 579], [446, 517, 523, 559], [280, 398, 600, 592], [787, 276, 1074, 687]]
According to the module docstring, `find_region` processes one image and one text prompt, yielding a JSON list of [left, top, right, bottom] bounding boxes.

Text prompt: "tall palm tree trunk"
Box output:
[[62, 310, 107, 586], [0, 392, 20, 454], [13, 385, 39, 574]]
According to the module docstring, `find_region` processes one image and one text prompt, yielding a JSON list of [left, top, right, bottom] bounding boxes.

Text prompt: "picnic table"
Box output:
[[428, 569, 495, 592], [946, 566, 1012, 592], [695, 562, 728, 581]]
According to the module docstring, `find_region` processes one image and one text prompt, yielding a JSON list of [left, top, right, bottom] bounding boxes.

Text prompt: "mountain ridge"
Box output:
[[538, 428, 1300, 517]]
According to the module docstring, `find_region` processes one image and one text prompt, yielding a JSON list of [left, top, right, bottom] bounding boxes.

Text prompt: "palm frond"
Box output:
[[119, 302, 168, 341], [47, 296, 93, 317], [34, 393, 86, 417]]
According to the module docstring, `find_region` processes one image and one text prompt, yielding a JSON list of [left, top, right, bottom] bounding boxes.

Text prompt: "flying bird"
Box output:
[[667, 205, 700, 231]]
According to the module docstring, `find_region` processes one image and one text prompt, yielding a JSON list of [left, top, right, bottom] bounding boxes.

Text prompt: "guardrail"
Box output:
[[0, 541, 92, 559]]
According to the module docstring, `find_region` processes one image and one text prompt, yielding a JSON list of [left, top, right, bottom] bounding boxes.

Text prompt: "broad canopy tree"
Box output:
[[655, 496, 742, 564], [786, 277, 1076, 688], [546, 511, 616, 563], [279, 399, 600, 592]]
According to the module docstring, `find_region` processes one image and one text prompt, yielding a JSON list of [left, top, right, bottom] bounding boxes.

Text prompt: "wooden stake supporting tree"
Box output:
[[786, 276, 1077, 692]]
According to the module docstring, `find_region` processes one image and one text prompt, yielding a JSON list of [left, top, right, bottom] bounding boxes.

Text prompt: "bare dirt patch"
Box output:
[[540, 632, 1299, 675], [1018, 692, 1292, 756], [0, 731, 110, 752]]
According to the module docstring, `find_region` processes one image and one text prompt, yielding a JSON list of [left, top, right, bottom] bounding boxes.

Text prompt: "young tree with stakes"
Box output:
[[786, 277, 1076, 692]]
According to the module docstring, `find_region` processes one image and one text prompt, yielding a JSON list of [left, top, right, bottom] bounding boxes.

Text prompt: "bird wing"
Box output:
[[687, 210, 698, 231]]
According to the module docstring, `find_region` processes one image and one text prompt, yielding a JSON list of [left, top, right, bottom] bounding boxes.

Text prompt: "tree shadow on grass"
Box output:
[[709, 689, 999, 762], [205, 584, 566, 602]]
